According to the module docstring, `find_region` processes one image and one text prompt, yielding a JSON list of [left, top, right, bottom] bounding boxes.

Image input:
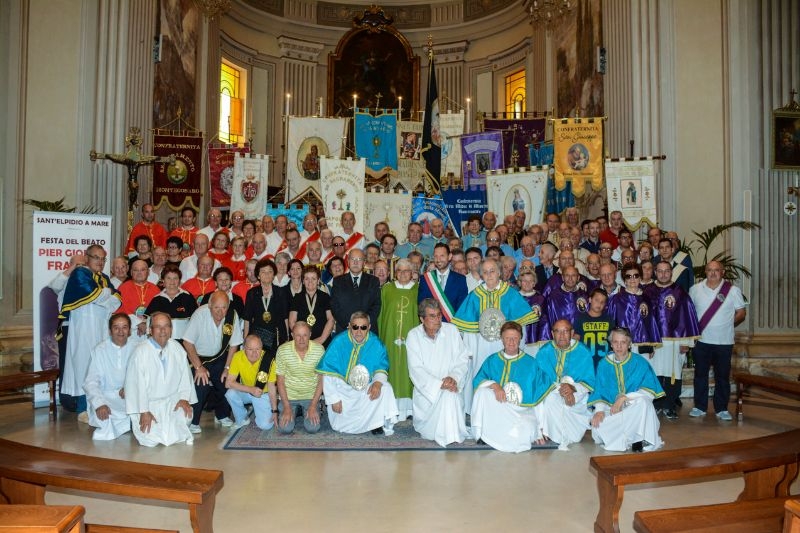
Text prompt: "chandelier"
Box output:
[[193, 0, 232, 20], [527, 0, 573, 32]]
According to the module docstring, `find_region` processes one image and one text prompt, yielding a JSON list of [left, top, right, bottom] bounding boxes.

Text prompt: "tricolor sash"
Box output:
[[698, 281, 732, 332], [294, 231, 320, 261], [423, 271, 455, 321]]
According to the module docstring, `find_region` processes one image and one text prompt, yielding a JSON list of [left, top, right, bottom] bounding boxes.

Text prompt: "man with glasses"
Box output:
[[198, 208, 226, 241], [316, 311, 399, 435], [59, 245, 121, 420], [330, 248, 381, 334], [481, 230, 514, 258]]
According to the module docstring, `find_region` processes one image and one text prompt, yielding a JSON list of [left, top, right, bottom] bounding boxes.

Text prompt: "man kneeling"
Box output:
[[83, 313, 135, 440], [316, 312, 398, 435], [471, 321, 541, 453], [589, 327, 665, 452], [125, 312, 197, 446], [276, 321, 325, 434], [224, 335, 276, 430]]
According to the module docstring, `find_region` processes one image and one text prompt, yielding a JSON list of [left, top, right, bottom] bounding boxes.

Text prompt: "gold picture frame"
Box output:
[[772, 98, 800, 170]]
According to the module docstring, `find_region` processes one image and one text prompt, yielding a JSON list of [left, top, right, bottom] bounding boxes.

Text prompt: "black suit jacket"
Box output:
[[330, 272, 382, 333], [534, 264, 559, 292]]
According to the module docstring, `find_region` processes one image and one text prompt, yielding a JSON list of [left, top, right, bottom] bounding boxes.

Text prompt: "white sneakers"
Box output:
[[77, 411, 89, 424], [215, 417, 234, 428], [689, 407, 733, 421], [188, 424, 202, 434], [688, 407, 706, 417], [716, 410, 733, 421]]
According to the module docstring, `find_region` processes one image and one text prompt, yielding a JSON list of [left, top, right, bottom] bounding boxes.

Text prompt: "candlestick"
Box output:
[[285, 93, 291, 116], [466, 97, 471, 133], [318, 97, 324, 117], [352, 93, 357, 112], [398, 96, 403, 120]]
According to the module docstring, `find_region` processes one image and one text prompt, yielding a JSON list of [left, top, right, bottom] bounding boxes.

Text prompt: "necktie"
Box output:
[[353, 276, 359, 289], [439, 272, 445, 286]]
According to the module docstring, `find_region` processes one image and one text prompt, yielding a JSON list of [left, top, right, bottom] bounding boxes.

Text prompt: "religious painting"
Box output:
[[328, 7, 419, 118], [772, 107, 800, 169], [554, 0, 603, 118], [154, 0, 199, 126]]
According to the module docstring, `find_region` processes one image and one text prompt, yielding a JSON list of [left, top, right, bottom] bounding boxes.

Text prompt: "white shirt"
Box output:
[[183, 305, 244, 357], [689, 280, 746, 345], [179, 254, 221, 281]]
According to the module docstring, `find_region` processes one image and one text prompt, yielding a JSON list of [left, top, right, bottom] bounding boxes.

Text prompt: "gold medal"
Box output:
[[256, 371, 268, 383], [306, 314, 317, 326], [262, 311, 272, 322], [222, 323, 233, 335]]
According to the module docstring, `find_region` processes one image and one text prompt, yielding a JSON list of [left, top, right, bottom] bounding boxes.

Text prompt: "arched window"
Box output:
[[219, 60, 246, 143], [505, 69, 526, 118]]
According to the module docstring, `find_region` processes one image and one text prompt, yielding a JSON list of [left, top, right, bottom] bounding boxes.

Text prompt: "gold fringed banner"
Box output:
[[553, 118, 604, 196]]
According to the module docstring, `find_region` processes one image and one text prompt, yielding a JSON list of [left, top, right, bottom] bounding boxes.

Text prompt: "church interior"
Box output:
[[0, 0, 799, 531]]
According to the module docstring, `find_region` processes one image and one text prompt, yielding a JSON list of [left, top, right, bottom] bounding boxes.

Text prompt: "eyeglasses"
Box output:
[[624, 273, 641, 279], [87, 254, 107, 262], [333, 243, 345, 247], [600, 247, 612, 251], [350, 324, 369, 331]]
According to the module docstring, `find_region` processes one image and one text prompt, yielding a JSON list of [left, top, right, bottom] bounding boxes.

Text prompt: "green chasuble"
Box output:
[[378, 281, 419, 399]]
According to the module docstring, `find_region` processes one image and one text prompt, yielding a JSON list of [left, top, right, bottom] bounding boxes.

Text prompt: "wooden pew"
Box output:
[[0, 439, 223, 533], [0, 366, 59, 420], [734, 372, 800, 420], [589, 429, 800, 533], [633, 497, 791, 532], [0, 504, 85, 532], [785, 499, 800, 533]]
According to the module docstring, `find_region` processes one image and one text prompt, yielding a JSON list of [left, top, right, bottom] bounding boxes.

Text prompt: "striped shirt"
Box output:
[[275, 341, 325, 400]]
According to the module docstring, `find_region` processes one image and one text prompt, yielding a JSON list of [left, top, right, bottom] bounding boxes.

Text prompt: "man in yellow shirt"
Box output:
[[276, 321, 325, 434], [224, 335, 277, 430]]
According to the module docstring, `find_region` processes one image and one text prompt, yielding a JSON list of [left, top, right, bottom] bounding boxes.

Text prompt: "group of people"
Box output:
[[49, 202, 746, 453]]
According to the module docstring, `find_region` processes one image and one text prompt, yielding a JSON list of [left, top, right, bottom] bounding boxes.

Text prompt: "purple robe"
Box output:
[[520, 291, 548, 343], [607, 288, 662, 345], [543, 286, 588, 340], [644, 283, 700, 339], [542, 273, 591, 298]]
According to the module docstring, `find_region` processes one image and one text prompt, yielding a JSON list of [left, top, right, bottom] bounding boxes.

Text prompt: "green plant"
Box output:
[[22, 197, 97, 214], [685, 221, 761, 281]]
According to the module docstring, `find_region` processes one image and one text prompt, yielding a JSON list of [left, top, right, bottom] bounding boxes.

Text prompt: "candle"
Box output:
[[318, 97, 324, 117], [285, 93, 291, 116], [352, 93, 357, 112], [466, 97, 471, 133], [398, 96, 403, 120]]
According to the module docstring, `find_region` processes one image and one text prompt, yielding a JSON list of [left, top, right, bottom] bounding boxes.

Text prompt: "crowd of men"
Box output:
[[50, 202, 746, 452]]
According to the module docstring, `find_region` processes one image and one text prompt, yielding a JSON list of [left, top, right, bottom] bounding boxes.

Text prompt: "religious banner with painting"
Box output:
[[552, 117, 604, 196], [354, 109, 398, 177], [365, 190, 412, 240], [266, 204, 310, 230], [486, 168, 549, 227], [208, 145, 250, 210], [460, 131, 504, 190], [482, 117, 546, 169], [605, 159, 658, 230], [439, 111, 465, 183], [152, 133, 203, 211], [230, 153, 270, 220], [287, 117, 348, 200], [320, 156, 366, 236], [441, 188, 488, 237], [411, 195, 454, 241], [397, 120, 425, 190]]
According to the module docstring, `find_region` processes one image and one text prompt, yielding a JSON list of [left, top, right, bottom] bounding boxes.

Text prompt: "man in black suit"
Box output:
[[534, 242, 559, 292], [331, 248, 382, 334]]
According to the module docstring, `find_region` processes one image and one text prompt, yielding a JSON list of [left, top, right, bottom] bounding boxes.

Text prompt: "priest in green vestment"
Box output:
[[378, 258, 419, 420]]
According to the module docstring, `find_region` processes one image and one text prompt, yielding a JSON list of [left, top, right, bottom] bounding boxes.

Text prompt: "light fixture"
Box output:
[[193, 0, 232, 20], [528, 0, 573, 32]]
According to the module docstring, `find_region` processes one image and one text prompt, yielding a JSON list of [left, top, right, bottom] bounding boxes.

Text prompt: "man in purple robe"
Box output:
[[542, 266, 588, 341]]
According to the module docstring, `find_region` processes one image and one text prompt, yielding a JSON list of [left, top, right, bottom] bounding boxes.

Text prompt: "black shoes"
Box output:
[[631, 441, 644, 453], [371, 427, 384, 435]]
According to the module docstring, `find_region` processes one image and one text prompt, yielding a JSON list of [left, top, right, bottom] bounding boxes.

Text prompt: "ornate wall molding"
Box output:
[[241, 0, 284, 16], [316, 2, 431, 28], [277, 35, 325, 62], [432, 40, 468, 64]]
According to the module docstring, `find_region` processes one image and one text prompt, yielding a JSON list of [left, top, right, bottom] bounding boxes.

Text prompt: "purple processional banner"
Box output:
[[460, 131, 504, 190], [482, 118, 546, 169]]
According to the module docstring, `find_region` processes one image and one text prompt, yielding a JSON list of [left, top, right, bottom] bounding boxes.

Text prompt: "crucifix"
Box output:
[[374, 92, 383, 115], [90, 126, 175, 231]]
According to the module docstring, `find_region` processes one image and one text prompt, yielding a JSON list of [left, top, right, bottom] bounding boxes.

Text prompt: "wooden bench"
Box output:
[[0, 366, 59, 420], [633, 497, 792, 532], [734, 372, 800, 420], [0, 439, 223, 533], [785, 499, 800, 533], [590, 429, 800, 533]]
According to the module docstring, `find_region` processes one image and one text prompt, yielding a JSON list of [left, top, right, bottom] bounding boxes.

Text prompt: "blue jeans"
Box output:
[[225, 388, 273, 430], [277, 399, 321, 434], [692, 341, 733, 413]]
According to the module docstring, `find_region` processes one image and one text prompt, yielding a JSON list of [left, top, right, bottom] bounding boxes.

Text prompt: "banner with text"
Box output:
[[605, 159, 658, 230], [320, 156, 366, 236], [553, 117, 604, 196], [288, 117, 348, 200], [460, 131, 504, 191], [153, 133, 203, 211], [439, 111, 465, 181], [487, 168, 549, 227], [230, 153, 270, 219], [482, 117, 546, 168], [411, 195, 454, 245], [32, 212, 113, 406], [354, 110, 398, 175], [396, 120, 425, 191], [441, 188, 488, 237], [208, 145, 250, 210], [365, 191, 412, 240], [266, 204, 310, 230]]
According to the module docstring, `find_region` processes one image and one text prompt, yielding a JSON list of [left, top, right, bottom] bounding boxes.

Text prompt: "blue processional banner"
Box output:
[[441, 188, 488, 237], [529, 142, 575, 215], [460, 131, 504, 190], [354, 110, 398, 174], [267, 204, 309, 229], [411, 195, 454, 236]]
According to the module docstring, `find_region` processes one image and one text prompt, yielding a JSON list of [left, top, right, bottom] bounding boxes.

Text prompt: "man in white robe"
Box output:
[[126, 312, 197, 447], [406, 299, 471, 447], [83, 313, 136, 440]]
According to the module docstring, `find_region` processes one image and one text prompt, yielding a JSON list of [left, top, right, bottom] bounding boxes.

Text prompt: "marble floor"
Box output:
[[1, 397, 798, 533]]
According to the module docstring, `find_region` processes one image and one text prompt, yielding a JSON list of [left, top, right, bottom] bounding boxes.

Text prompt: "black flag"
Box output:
[[422, 52, 441, 192]]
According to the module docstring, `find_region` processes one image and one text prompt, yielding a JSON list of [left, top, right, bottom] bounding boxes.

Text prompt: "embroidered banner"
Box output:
[[354, 110, 398, 175], [487, 168, 549, 226], [397, 120, 425, 191], [320, 156, 366, 236], [553, 117, 604, 196], [482, 117, 546, 168], [287, 117, 348, 200], [152, 133, 203, 211], [230, 153, 270, 219], [460, 131, 504, 190], [412, 195, 453, 243], [605, 159, 658, 230], [266, 204, 310, 230], [365, 190, 412, 240], [441, 188, 488, 237], [208, 145, 249, 210], [439, 110, 465, 183]]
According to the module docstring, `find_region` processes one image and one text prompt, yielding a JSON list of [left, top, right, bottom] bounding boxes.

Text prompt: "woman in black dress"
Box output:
[[243, 258, 290, 361], [289, 265, 334, 347], [144, 265, 197, 340]]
